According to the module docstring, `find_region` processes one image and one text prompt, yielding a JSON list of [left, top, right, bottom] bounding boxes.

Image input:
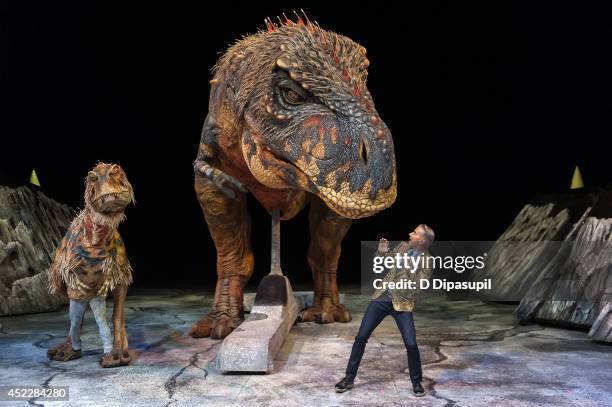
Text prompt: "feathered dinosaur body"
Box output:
[[190, 16, 397, 339], [47, 163, 135, 367], [48, 210, 132, 301]]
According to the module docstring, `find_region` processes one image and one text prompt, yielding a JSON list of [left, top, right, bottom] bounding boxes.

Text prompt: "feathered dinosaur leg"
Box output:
[[299, 196, 352, 323], [189, 176, 254, 339], [101, 284, 130, 368], [48, 300, 86, 362]]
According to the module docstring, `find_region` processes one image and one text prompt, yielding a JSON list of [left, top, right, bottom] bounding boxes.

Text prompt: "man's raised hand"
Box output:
[[378, 238, 390, 253]]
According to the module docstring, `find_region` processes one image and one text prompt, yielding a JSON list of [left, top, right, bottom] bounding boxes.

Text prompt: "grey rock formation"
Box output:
[[0, 186, 74, 315], [459, 189, 612, 342], [467, 193, 595, 301], [590, 301, 612, 342], [516, 216, 612, 341]]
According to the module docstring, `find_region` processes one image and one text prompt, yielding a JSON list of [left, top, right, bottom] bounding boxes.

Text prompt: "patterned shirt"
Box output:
[[371, 242, 432, 312]]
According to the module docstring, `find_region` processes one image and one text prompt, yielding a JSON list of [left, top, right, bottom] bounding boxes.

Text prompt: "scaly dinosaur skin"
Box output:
[[47, 163, 134, 367], [190, 16, 397, 339]]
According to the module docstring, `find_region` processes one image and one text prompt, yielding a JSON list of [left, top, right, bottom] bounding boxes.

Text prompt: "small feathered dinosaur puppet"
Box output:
[[47, 162, 134, 368]]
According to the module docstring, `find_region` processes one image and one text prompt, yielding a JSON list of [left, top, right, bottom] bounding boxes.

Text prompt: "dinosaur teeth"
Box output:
[[252, 133, 265, 145], [276, 57, 291, 69]]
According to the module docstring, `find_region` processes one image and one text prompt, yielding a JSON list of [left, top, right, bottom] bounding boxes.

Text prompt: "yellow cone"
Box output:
[[570, 166, 583, 189], [30, 169, 41, 187]]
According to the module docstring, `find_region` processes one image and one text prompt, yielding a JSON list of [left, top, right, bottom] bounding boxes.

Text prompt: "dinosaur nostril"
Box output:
[[359, 138, 368, 167]]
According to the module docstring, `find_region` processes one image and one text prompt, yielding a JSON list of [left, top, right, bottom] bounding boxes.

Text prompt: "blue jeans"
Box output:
[[345, 293, 422, 384]]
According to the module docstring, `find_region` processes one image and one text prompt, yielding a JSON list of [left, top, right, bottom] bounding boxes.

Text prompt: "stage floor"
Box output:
[[1, 287, 611, 406]]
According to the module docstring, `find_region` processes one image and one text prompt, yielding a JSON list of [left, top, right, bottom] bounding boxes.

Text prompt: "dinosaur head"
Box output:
[[217, 17, 396, 219], [84, 162, 134, 226]]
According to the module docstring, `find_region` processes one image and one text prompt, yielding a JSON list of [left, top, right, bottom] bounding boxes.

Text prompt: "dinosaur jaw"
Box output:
[[92, 191, 132, 215], [241, 129, 396, 219], [314, 174, 397, 219]]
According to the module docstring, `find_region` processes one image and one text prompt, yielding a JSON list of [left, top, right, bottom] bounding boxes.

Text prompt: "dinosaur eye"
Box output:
[[88, 172, 98, 182], [110, 166, 120, 175], [281, 87, 305, 105]]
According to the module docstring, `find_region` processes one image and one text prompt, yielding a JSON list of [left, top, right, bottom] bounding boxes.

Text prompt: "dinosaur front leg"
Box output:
[[189, 176, 253, 339], [101, 284, 129, 368], [300, 197, 352, 323]]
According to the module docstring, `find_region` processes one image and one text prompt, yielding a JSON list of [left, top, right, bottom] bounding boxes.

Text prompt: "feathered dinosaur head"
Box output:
[[84, 162, 134, 227], [214, 14, 397, 218]]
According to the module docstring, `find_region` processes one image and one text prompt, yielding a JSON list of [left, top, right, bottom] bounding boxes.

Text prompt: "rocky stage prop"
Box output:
[[516, 190, 612, 342], [0, 185, 73, 316], [467, 192, 596, 302]]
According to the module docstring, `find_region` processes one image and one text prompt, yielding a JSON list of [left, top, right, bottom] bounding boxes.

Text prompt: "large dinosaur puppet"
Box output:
[[47, 162, 135, 367], [190, 15, 397, 339]]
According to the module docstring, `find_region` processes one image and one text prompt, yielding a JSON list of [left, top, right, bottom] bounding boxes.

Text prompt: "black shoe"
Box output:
[[412, 382, 425, 397], [335, 376, 354, 393]]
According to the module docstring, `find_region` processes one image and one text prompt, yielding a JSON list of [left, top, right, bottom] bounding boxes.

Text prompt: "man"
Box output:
[[335, 224, 435, 397]]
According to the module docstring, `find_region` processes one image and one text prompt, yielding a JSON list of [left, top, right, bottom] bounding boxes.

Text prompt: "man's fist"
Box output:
[[378, 238, 390, 253]]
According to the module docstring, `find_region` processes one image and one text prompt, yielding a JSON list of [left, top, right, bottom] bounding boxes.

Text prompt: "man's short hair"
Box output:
[[418, 224, 435, 246]]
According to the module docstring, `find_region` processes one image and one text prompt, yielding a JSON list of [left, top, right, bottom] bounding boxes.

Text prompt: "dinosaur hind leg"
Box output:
[[300, 196, 352, 324], [48, 299, 86, 361], [189, 176, 253, 339]]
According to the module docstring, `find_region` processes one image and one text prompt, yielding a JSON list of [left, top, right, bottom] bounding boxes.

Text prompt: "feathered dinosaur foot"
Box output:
[[47, 337, 82, 361], [299, 298, 352, 323], [100, 349, 131, 368]]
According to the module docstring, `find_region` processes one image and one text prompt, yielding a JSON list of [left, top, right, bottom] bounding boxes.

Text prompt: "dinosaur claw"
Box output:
[[120, 350, 132, 365], [100, 349, 130, 368], [48, 347, 82, 362], [188, 316, 213, 338], [47, 337, 80, 361], [218, 174, 247, 195], [210, 316, 235, 339], [298, 304, 352, 324], [190, 313, 240, 339], [197, 163, 247, 199], [298, 309, 316, 322], [211, 324, 230, 339], [319, 311, 335, 324]]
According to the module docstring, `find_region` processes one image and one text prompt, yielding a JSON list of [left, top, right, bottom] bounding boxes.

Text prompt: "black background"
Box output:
[[2, 2, 610, 287]]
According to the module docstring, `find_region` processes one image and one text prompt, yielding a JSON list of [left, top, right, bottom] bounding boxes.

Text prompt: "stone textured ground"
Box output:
[[0, 287, 611, 406]]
